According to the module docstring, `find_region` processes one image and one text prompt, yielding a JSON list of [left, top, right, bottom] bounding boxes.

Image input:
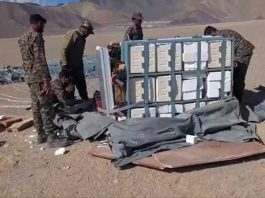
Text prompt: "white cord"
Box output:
[[0, 93, 30, 101], [0, 105, 30, 108], [0, 97, 31, 103]]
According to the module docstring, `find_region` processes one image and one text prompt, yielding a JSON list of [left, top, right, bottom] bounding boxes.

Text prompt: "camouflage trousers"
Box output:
[[28, 82, 55, 135], [233, 53, 253, 102]]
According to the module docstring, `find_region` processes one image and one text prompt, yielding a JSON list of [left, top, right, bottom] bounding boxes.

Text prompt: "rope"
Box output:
[[0, 105, 30, 109], [0, 93, 30, 101], [0, 97, 31, 103], [7, 81, 29, 93]]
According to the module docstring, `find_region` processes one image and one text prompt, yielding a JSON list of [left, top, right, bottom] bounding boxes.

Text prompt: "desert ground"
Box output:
[[0, 20, 265, 197]]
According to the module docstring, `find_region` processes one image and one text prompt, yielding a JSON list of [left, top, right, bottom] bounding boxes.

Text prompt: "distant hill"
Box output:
[[1, 0, 265, 38]]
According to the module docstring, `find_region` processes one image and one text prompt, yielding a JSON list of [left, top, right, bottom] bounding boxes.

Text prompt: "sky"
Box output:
[[0, 0, 79, 6]]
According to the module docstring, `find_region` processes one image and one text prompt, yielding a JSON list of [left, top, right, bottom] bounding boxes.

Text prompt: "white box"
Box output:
[[186, 135, 198, 144], [174, 104, 184, 113], [182, 76, 204, 92], [156, 75, 182, 102], [159, 114, 172, 118], [183, 42, 208, 62], [130, 44, 156, 73], [157, 104, 184, 114], [157, 43, 182, 72], [208, 72, 222, 81], [226, 40, 232, 67], [157, 105, 169, 114], [183, 90, 202, 100], [131, 108, 156, 118], [130, 78, 155, 104], [182, 78, 197, 92], [184, 61, 207, 71], [207, 85, 220, 98], [184, 102, 205, 112], [184, 103, 196, 111], [208, 81, 221, 89], [208, 41, 222, 68]]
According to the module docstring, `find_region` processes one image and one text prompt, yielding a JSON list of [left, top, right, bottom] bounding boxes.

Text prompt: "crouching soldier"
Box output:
[[51, 69, 78, 107]]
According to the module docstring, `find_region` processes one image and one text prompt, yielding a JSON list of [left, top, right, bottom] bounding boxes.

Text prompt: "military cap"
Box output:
[[107, 41, 120, 49], [30, 14, 47, 25], [81, 20, 94, 34], [132, 12, 144, 20]]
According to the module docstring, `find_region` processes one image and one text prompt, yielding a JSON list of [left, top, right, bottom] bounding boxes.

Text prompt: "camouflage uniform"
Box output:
[[61, 29, 88, 100], [217, 29, 255, 101], [124, 25, 143, 41], [18, 28, 54, 136], [51, 79, 78, 106]]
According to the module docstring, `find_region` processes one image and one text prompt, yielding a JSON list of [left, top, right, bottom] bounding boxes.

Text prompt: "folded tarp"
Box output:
[[109, 98, 259, 167], [53, 98, 260, 168]]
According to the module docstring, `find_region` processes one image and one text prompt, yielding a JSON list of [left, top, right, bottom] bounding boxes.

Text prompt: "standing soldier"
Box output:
[[124, 12, 144, 41], [204, 26, 255, 102], [18, 14, 68, 147], [60, 21, 94, 101]]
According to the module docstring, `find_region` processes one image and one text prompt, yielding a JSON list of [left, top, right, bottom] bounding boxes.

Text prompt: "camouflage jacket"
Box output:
[[60, 29, 86, 68], [217, 29, 255, 64], [51, 79, 77, 106], [18, 28, 51, 83], [124, 25, 143, 41]]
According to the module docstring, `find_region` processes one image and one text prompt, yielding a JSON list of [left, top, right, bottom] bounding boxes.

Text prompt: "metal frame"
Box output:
[[121, 36, 234, 118], [96, 47, 115, 116]]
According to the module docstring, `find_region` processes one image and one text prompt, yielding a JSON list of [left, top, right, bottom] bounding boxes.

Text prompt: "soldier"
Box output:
[[124, 12, 144, 41], [18, 14, 68, 147], [51, 69, 78, 107], [107, 41, 121, 60], [60, 21, 94, 101], [204, 26, 255, 102]]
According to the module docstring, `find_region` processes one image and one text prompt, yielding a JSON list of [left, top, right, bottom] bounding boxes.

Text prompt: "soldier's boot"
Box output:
[[37, 133, 47, 144], [47, 134, 69, 148]]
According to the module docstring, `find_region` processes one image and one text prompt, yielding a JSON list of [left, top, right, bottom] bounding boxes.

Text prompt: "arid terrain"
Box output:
[[1, 19, 265, 197], [1, 0, 265, 38]]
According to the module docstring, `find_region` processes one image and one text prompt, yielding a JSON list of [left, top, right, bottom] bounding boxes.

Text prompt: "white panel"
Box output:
[[183, 42, 208, 62], [156, 75, 182, 102], [207, 82, 220, 98], [184, 103, 196, 111], [226, 40, 232, 67], [96, 46, 115, 115], [157, 43, 182, 72], [184, 61, 207, 71], [208, 72, 222, 81], [159, 114, 172, 118], [182, 75, 204, 92], [175, 104, 184, 113], [182, 78, 197, 92], [131, 108, 156, 118], [184, 102, 205, 112], [208, 41, 221, 68], [157, 105, 169, 114], [183, 90, 202, 100], [224, 71, 231, 92], [149, 44, 156, 72], [158, 104, 184, 114], [207, 71, 232, 95], [130, 44, 156, 74], [175, 43, 182, 70], [129, 78, 155, 104]]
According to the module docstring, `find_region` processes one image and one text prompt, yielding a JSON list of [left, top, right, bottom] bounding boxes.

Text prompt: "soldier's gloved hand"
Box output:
[[42, 80, 52, 95]]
